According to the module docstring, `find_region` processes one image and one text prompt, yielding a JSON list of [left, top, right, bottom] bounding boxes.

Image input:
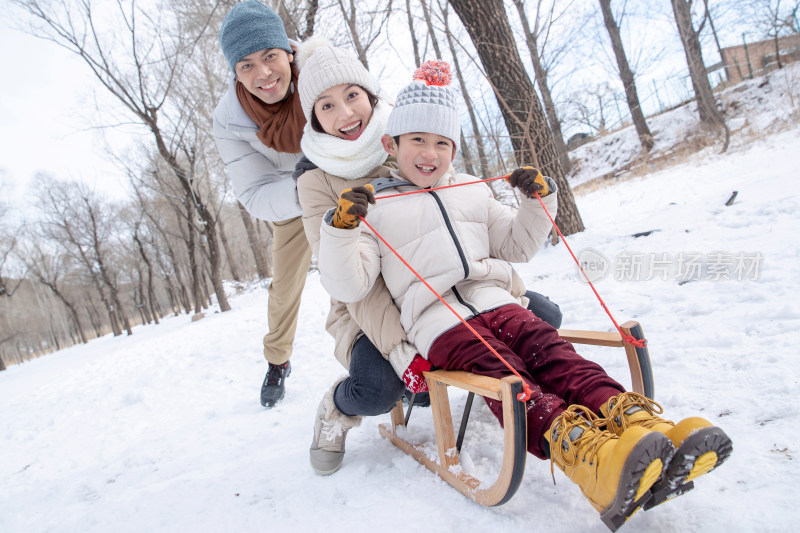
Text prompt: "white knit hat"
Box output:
[[385, 60, 461, 144], [296, 36, 378, 122]]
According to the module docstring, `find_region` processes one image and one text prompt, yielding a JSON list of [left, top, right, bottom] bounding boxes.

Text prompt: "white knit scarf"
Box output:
[[300, 100, 391, 180]]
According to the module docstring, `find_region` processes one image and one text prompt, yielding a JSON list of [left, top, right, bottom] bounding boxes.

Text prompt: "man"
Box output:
[[214, 0, 311, 408]]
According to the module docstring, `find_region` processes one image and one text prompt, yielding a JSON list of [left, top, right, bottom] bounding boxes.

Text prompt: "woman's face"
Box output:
[[313, 84, 373, 140]]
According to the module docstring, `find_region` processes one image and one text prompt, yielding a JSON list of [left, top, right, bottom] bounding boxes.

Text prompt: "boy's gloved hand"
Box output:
[[507, 166, 550, 197], [389, 341, 432, 393], [402, 355, 432, 393], [332, 184, 375, 229]]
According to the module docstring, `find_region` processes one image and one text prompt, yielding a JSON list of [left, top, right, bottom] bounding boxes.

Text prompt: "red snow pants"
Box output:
[[427, 304, 625, 459]]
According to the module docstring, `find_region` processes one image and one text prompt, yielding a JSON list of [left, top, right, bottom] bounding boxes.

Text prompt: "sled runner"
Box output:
[[378, 320, 653, 507]]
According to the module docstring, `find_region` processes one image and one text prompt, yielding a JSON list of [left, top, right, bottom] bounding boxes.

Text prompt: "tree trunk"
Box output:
[[184, 199, 204, 315], [133, 230, 160, 325], [512, 0, 573, 170], [337, 0, 370, 69], [86, 302, 102, 338], [443, 3, 491, 180], [237, 202, 270, 279], [598, 0, 654, 152], [216, 213, 241, 282], [671, 0, 724, 128], [406, 0, 422, 67], [448, 0, 584, 234], [421, 0, 443, 57]]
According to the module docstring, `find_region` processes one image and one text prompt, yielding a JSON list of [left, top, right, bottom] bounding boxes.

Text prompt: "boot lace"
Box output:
[[266, 362, 287, 386], [549, 405, 616, 482], [596, 392, 668, 433], [321, 418, 346, 442]]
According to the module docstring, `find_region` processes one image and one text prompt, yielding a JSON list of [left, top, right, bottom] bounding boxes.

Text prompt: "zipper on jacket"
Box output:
[[428, 190, 480, 317], [429, 190, 469, 278], [452, 286, 480, 316]]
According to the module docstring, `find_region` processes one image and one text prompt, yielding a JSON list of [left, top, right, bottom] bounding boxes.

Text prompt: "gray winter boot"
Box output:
[[309, 378, 362, 475]]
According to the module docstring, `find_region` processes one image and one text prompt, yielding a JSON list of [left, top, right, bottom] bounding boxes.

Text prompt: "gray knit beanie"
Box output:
[[219, 0, 292, 71], [296, 36, 378, 122], [385, 60, 461, 145]]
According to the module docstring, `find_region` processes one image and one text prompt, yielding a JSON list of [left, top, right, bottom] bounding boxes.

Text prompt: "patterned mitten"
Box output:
[[507, 166, 550, 197], [332, 185, 375, 229]]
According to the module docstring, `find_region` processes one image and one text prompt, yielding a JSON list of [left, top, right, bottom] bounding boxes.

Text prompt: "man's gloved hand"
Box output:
[[507, 166, 550, 197], [332, 184, 375, 229], [402, 354, 432, 393]]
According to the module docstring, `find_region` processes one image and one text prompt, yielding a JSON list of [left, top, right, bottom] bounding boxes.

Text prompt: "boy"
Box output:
[[316, 61, 731, 530]]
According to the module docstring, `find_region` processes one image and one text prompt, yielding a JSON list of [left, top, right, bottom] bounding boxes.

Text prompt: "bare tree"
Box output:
[[0, 173, 23, 300], [274, 0, 320, 40], [511, 0, 574, 171], [448, 0, 584, 234], [335, 0, 394, 69], [12, 0, 231, 312], [671, 0, 730, 151], [597, 0, 654, 152], [405, 0, 422, 66], [19, 241, 89, 344], [32, 175, 132, 336]]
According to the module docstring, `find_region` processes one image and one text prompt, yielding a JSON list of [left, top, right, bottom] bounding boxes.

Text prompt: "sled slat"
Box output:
[[422, 370, 503, 400], [429, 379, 458, 469], [557, 328, 624, 347], [380, 320, 655, 507], [379, 374, 526, 507]]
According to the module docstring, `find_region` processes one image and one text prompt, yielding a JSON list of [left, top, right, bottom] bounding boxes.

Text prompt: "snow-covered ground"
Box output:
[[2, 70, 800, 532]]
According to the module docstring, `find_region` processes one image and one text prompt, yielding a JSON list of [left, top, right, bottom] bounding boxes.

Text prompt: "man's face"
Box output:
[[235, 48, 294, 104], [381, 133, 455, 188]]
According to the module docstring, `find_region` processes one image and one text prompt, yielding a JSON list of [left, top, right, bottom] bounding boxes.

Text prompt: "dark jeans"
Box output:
[[333, 290, 563, 417]]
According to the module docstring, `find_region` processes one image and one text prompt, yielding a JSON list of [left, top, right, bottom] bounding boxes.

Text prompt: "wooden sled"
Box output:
[[378, 320, 654, 507]]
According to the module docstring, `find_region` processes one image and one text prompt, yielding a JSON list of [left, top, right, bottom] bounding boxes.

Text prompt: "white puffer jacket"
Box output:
[[212, 77, 303, 221], [318, 168, 557, 356]]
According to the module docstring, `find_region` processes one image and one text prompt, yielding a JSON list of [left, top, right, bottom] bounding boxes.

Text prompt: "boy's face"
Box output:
[[381, 133, 455, 188], [235, 48, 294, 104]]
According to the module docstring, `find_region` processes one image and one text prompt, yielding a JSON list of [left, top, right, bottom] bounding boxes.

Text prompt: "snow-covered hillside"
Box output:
[[2, 68, 799, 532]]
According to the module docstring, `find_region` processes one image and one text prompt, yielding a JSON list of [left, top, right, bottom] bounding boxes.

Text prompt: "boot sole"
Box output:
[[310, 450, 344, 476], [600, 432, 674, 532], [645, 426, 733, 509]]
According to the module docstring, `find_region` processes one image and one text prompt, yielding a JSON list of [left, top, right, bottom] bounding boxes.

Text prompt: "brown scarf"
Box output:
[[236, 64, 306, 154]]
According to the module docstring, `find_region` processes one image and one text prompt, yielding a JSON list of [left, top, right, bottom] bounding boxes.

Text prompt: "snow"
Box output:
[[2, 68, 800, 532]]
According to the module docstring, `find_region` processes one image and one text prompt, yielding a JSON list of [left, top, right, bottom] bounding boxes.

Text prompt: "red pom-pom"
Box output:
[[413, 60, 452, 87]]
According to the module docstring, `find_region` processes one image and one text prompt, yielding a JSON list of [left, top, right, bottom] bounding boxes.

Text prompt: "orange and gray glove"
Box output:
[[507, 166, 550, 198], [332, 184, 375, 229]]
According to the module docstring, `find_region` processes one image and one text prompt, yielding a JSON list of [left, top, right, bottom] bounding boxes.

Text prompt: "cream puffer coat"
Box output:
[[318, 168, 557, 357], [212, 77, 303, 222], [297, 161, 405, 368]]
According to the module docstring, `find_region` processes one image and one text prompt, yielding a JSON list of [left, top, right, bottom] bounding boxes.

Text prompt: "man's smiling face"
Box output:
[[235, 48, 294, 104]]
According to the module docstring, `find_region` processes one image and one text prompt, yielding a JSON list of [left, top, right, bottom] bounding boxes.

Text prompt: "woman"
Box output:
[[294, 38, 562, 475]]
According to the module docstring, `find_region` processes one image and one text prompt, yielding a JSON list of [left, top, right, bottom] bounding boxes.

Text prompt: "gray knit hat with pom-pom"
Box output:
[[385, 60, 461, 144]]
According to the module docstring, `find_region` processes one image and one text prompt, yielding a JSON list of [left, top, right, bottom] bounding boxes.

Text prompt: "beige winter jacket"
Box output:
[[318, 168, 557, 357], [297, 160, 405, 368]]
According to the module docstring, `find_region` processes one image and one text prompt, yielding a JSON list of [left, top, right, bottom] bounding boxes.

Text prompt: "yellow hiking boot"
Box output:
[[545, 405, 674, 531], [599, 392, 733, 508]]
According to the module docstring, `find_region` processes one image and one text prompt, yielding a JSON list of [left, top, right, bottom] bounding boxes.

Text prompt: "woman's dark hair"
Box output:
[[310, 86, 379, 134]]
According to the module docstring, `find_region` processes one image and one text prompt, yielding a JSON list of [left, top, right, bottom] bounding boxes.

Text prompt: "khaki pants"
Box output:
[[263, 216, 312, 365]]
